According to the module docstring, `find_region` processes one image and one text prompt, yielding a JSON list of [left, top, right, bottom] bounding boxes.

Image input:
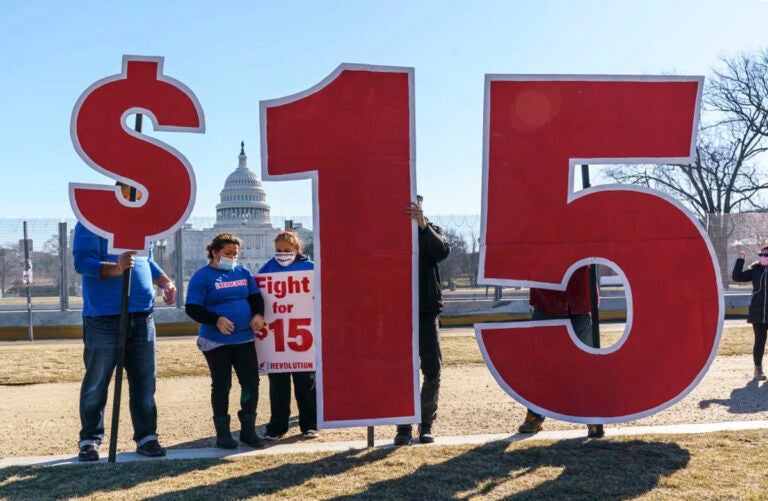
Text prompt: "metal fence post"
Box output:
[[58, 221, 69, 311]]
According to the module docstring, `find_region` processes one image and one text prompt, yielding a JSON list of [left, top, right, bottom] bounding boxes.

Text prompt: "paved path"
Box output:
[[4, 419, 768, 468]]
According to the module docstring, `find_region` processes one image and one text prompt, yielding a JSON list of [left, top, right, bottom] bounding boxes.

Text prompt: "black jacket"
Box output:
[[418, 222, 451, 314], [732, 257, 768, 324]]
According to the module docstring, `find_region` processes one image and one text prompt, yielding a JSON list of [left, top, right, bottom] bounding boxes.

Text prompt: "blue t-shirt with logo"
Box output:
[[186, 264, 260, 345]]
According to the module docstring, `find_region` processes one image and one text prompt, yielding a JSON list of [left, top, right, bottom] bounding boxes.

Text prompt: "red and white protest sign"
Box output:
[[475, 76, 723, 423], [69, 55, 205, 253], [260, 64, 419, 427], [255, 270, 316, 373]]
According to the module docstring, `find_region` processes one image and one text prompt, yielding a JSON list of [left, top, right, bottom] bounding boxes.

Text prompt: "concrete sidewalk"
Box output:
[[4, 419, 768, 468]]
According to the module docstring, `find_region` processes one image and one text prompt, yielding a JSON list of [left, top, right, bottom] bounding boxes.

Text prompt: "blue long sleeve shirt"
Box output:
[[73, 223, 162, 316]]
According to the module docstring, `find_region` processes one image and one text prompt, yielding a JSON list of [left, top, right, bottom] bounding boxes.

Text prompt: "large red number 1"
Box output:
[[476, 76, 723, 422], [260, 65, 418, 427]]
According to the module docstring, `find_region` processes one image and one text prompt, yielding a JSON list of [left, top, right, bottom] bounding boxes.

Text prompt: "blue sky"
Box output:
[[2, 0, 768, 221]]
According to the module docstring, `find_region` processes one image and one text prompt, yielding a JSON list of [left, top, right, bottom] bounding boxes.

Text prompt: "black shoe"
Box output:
[[136, 440, 166, 457], [394, 425, 412, 446], [418, 423, 434, 444], [587, 424, 605, 438], [78, 444, 99, 462]]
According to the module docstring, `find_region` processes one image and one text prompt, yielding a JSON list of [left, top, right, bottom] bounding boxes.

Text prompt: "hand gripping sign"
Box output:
[[260, 65, 419, 427], [255, 270, 316, 373], [475, 76, 723, 423], [69, 55, 205, 253]]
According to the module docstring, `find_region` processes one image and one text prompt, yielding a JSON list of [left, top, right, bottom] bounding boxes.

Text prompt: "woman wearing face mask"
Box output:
[[733, 247, 768, 381], [257, 230, 318, 440], [185, 233, 265, 448]]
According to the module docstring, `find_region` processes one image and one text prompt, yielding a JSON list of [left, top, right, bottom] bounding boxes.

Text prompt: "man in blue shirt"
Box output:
[[73, 182, 177, 461]]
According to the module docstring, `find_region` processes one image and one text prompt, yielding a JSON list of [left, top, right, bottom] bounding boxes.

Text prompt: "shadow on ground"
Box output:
[[0, 439, 689, 500], [329, 439, 691, 500], [699, 379, 768, 414]]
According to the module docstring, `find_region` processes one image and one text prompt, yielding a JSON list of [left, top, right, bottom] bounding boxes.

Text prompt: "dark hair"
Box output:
[[206, 233, 242, 261]]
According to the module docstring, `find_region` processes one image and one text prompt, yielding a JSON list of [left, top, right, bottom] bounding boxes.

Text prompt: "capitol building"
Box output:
[[178, 142, 312, 275]]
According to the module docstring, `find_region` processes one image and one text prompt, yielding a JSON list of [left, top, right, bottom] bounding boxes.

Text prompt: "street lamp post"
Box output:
[[156, 239, 167, 270]]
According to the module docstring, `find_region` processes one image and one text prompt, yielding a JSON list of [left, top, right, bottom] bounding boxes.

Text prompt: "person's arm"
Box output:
[[420, 223, 451, 264], [185, 303, 220, 325], [153, 273, 177, 305], [733, 251, 753, 282], [73, 223, 133, 278], [248, 292, 265, 331]]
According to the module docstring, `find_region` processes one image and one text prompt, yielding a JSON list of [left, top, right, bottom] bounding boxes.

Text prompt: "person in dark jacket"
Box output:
[[733, 248, 768, 381], [394, 195, 451, 446]]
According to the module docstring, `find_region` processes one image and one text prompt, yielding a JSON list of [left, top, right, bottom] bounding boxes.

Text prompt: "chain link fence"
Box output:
[[0, 213, 757, 311]]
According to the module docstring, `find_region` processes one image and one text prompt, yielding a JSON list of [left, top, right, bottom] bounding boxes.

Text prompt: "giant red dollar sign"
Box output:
[[69, 55, 205, 252]]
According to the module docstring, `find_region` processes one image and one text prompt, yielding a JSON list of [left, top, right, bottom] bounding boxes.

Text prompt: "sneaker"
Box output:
[[517, 412, 544, 434], [418, 423, 434, 444], [394, 426, 413, 446], [136, 439, 166, 457], [755, 366, 767, 381], [302, 429, 319, 439], [263, 433, 283, 442], [587, 424, 605, 438], [78, 444, 99, 462]]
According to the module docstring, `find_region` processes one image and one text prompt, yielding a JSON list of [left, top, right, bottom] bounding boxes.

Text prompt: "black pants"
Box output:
[[753, 323, 768, 367], [202, 342, 259, 417], [265, 371, 317, 435], [419, 313, 441, 426]]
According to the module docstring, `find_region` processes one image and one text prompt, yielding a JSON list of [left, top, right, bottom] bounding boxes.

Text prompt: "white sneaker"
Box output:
[[263, 433, 282, 441], [302, 429, 319, 439]]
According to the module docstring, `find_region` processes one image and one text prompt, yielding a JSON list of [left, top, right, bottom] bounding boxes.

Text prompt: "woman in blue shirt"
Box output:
[[185, 233, 265, 448], [259, 230, 318, 440]]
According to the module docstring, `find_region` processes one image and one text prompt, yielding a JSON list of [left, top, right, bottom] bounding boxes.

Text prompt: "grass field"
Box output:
[[0, 325, 764, 500], [1, 432, 767, 500]]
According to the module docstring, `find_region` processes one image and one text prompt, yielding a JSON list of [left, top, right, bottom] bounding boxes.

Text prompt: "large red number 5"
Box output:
[[476, 76, 723, 422], [260, 65, 418, 427]]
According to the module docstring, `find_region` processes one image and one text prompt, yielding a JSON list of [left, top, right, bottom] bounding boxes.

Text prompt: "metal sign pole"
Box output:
[[581, 163, 600, 348], [108, 113, 142, 463]]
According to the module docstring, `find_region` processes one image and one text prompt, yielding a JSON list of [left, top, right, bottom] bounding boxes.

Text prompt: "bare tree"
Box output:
[[603, 49, 768, 286], [0, 246, 21, 298], [437, 228, 468, 286]]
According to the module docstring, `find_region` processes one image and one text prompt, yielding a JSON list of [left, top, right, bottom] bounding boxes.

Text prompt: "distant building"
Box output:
[[179, 142, 311, 276]]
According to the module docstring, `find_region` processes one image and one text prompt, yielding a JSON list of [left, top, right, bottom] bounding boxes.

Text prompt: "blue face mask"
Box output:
[[218, 256, 236, 271]]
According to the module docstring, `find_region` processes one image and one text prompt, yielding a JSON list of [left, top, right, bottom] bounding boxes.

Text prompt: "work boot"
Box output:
[[587, 424, 605, 438], [237, 410, 264, 448], [213, 415, 238, 449], [517, 411, 544, 434], [394, 425, 413, 446]]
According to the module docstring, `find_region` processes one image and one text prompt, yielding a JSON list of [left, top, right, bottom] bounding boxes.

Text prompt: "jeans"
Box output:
[[265, 371, 317, 435], [527, 308, 593, 422], [79, 313, 158, 447], [202, 341, 259, 417]]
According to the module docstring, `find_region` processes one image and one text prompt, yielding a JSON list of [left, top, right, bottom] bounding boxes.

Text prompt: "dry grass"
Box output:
[[0, 325, 755, 385], [0, 323, 764, 500], [1, 432, 768, 500]]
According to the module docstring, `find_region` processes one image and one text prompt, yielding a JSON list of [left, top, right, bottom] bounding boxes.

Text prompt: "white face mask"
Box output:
[[275, 251, 296, 267], [218, 256, 236, 271]]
